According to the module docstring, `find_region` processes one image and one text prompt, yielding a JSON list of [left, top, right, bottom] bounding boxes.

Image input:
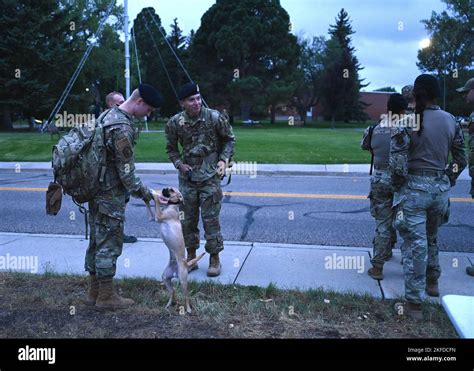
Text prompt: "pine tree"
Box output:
[[321, 8, 368, 126]]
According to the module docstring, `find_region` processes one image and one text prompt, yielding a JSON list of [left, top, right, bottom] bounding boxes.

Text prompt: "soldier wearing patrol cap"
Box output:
[[390, 74, 467, 320], [84, 83, 165, 311], [456, 77, 474, 277], [165, 82, 235, 277]]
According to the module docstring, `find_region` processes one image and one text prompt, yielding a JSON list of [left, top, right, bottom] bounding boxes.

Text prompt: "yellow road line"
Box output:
[[224, 191, 367, 199], [1, 187, 472, 203]]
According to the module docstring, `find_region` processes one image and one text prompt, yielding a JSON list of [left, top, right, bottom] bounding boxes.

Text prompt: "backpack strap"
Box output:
[[367, 124, 377, 175]]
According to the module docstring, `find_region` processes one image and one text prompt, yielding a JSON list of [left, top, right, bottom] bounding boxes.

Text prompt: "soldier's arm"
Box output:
[[165, 118, 182, 168], [113, 126, 152, 201], [389, 127, 410, 190], [445, 123, 467, 187], [215, 113, 236, 162], [360, 126, 371, 151]]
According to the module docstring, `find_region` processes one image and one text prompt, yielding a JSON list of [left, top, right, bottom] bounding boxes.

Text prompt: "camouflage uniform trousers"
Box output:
[[368, 170, 397, 268], [85, 187, 127, 278], [179, 175, 224, 255], [393, 175, 450, 304]]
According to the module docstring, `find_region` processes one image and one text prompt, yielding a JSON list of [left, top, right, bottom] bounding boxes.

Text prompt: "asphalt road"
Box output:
[[0, 170, 473, 252]]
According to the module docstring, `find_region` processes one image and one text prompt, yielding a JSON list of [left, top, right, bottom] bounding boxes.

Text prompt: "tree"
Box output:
[[417, 0, 474, 115], [0, 0, 124, 130], [133, 8, 189, 117], [292, 36, 326, 124], [320, 9, 368, 127], [188, 0, 300, 121]]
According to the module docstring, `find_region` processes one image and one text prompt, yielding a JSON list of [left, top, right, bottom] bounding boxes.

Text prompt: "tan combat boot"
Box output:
[[187, 248, 198, 272], [83, 273, 99, 306], [95, 277, 135, 311], [395, 301, 423, 321], [426, 278, 439, 297], [207, 253, 221, 277], [367, 266, 383, 280]]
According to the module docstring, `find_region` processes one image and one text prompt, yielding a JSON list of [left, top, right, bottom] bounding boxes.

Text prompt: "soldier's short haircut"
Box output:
[[130, 89, 141, 101], [105, 91, 124, 106]]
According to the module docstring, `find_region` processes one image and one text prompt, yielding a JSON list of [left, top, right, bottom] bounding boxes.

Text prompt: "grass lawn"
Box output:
[[0, 272, 457, 338], [0, 121, 372, 164]]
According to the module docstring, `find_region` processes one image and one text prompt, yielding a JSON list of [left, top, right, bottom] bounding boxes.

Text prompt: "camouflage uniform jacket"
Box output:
[[94, 107, 151, 219], [165, 107, 236, 183], [389, 108, 467, 191]]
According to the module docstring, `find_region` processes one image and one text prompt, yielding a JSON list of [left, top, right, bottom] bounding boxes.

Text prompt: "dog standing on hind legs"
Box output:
[[146, 187, 205, 313]]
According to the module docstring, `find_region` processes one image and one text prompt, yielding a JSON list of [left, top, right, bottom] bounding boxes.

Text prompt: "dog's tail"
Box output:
[[187, 252, 206, 267]]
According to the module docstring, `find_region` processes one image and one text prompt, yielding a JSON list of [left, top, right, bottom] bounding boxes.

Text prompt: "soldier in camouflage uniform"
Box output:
[[456, 77, 474, 277], [84, 84, 163, 311], [105, 91, 138, 244], [165, 82, 235, 277], [390, 75, 467, 320], [361, 93, 408, 280]]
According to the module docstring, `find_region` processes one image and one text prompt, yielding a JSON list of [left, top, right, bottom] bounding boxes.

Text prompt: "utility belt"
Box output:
[[408, 169, 445, 177], [373, 164, 389, 170]]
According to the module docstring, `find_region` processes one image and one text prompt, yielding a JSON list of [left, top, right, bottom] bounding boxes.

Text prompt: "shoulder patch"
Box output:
[[116, 136, 133, 160]]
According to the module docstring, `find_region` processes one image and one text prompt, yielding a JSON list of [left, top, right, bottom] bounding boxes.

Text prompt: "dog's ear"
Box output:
[[162, 188, 171, 198]]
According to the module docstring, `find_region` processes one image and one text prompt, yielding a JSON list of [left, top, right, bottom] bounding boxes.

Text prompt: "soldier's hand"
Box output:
[[217, 160, 226, 176], [178, 163, 193, 176]]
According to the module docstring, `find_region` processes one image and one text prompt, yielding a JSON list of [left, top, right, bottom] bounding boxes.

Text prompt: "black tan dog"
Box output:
[[146, 187, 204, 313]]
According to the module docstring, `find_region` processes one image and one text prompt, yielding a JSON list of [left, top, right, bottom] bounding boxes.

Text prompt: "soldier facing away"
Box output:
[[390, 74, 467, 320], [361, 93, 408, 280], [84, 83, 164, 311], [165, 82, 235, 277]]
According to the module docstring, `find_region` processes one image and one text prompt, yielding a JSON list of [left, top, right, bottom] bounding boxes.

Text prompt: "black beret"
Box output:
[[387, 93, 408, 114], [178, 82, 200, 100], [414, 74, 441, 99], [138, 83, 162, 108]]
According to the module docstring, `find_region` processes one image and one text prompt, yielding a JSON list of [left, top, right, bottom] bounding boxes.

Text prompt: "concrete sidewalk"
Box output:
[[0, 161, 471, 179], [1, 232, 473, 301]]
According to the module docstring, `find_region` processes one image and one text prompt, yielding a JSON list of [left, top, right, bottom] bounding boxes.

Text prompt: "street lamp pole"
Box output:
[[124, 0, 130, 98]]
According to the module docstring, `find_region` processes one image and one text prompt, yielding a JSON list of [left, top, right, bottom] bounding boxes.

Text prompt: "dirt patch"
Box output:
[[0, 272, 457, 338]]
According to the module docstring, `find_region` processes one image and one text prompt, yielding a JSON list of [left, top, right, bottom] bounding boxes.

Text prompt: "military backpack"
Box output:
[[50, 109, 122, 207]]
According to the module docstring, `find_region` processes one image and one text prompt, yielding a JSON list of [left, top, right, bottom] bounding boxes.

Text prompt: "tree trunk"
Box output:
[[1, 107, 13, 131], [298, 108, 307, 125], [270, 105, 276, 125], [241, 101, 251, 121]]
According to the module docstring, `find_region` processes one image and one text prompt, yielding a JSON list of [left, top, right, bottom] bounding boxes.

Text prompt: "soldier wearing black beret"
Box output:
[[83, 83, 165, 311], [165, 82, 236, 277]]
